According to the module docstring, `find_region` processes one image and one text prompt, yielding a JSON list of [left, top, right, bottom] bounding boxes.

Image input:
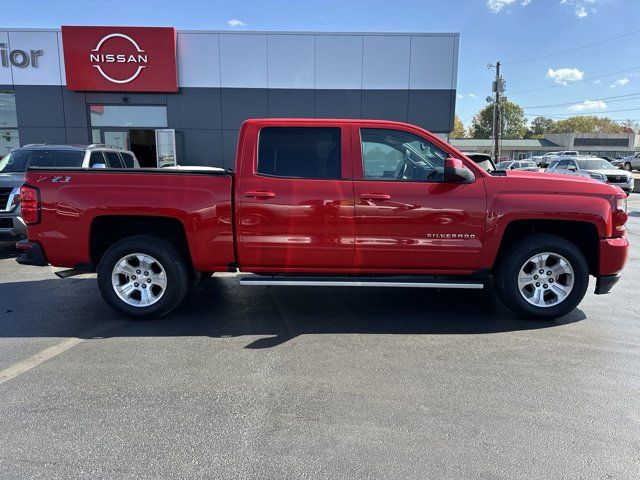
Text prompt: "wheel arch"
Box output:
[[490, 219, 600, 276], [90, 215, 192, 269]]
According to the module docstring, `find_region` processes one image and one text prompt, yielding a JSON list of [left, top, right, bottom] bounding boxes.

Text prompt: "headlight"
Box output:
[[589, 173, 606, 182], [617, 197, 628, 212], [9, 187, 20, 208]]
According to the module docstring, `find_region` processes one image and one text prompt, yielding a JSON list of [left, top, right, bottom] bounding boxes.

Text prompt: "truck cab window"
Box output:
[[258, 127, 341, 179], [360, 128, 447, 182]]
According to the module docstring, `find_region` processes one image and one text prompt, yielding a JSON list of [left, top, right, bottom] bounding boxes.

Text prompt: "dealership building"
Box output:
[[0, 27, 459, 168]]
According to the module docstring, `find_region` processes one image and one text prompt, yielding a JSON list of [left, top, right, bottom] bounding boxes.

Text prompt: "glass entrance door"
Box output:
[[104, 130, 129, 149], [155, 129, 177, 168]]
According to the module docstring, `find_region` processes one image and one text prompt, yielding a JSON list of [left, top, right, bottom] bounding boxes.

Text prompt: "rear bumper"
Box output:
[[15, 240, 48, 267]]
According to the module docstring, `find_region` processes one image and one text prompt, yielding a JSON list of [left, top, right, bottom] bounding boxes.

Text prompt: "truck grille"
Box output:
[[606, 174, 628, 183], [0, 187, 13, 210], [0, 218, 12, 228]]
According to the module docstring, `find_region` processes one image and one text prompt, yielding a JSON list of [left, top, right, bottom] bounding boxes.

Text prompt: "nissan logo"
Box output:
[[89, 33, 148, 84]]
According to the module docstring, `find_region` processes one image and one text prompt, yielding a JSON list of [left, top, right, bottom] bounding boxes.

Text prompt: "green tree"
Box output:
[[549, 116, 625, 134], [527, 116, 556, 138], [470, 101, 527, 139], [451, 115, 466, 138]]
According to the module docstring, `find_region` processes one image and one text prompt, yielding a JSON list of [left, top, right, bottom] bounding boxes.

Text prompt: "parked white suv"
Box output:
[[0, 144, 140, 239]]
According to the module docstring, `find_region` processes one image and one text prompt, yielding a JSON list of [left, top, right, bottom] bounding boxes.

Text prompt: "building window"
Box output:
[[574, 138, 629, 147], [0, 92, 19, 155], [0, 129, 19, 155], [89, 105, 168, 128]]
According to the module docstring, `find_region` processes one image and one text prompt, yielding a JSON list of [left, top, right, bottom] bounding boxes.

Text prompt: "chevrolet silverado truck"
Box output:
[[15, 119, 629, 320]]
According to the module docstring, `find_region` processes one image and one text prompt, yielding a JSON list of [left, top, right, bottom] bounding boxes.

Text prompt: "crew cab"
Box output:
[[16, 119, 629, 320]]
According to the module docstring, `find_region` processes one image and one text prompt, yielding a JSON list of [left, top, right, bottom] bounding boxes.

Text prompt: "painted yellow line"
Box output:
[[0, 321, 123, 385]]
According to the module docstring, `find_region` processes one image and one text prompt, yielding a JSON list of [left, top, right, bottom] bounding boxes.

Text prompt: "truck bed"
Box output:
[[24, 167, 236, 272]]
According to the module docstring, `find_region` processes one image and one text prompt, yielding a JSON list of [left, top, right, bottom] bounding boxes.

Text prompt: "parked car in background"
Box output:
[[0, 144, 139, 239], [496, 160, 539, 171], [618, 152, 640, 172], [531, 152, 560, 168], [546, 156, 634, 195], [460, 152, 495, 172]]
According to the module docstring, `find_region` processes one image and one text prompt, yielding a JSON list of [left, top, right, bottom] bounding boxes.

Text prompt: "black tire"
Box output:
[[624, 162, 632, 172], [97, 235, 190, 319], [494, 234, 589, 320]]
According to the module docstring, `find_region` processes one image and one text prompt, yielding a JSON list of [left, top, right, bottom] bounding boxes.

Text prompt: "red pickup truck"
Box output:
[[16, 118, 629, 320]]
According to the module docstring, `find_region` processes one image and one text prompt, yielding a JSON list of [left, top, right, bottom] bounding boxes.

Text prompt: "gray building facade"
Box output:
[[0, 28, 459, 168]]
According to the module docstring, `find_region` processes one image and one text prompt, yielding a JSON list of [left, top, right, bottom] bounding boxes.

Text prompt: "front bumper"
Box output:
[[15, 240, 48, 267], [595, 275, 620, 295], [594, 236, 629, 294]]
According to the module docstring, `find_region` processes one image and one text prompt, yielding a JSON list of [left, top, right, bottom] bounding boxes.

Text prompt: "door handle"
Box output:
[[244, 191, 276, 199], [360, 193, 391, 201]]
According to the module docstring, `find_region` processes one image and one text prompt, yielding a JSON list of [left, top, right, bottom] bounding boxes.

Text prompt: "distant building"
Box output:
[[451, 132, 639, 159]]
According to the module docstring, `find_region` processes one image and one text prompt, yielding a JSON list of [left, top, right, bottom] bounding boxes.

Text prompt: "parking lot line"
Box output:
[[0, 321, 123, 385]]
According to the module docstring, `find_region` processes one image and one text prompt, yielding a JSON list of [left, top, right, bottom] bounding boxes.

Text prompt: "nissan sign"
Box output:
[[61, 26, 177, 92]]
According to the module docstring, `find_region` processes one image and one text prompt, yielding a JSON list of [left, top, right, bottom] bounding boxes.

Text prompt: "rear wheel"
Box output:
[[494, 234, 589, 320], [97, 235, 190, 319]]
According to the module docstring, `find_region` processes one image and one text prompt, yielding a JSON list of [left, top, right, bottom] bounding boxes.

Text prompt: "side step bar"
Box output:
[[239, 275, 484, 289]]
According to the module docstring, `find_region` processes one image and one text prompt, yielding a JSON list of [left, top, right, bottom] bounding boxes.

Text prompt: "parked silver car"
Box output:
[[496, 160, 539, 172], [546, 156, 634, 195], [619, 152, 640, 172], [0, 144, 140, 239]]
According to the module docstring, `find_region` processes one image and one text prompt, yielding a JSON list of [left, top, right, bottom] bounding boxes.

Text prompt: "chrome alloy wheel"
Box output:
[[111, 253, 167, 307], [518, 252, 574, 308]]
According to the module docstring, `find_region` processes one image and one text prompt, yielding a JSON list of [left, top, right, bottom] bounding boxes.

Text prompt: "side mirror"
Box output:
[[567, 165, 577, 171], [91, 163, 107, 169], [444, 157, 475, 183]]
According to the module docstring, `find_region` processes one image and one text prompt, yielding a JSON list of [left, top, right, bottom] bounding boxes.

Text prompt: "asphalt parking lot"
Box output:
[[0, 197, 639, 479]]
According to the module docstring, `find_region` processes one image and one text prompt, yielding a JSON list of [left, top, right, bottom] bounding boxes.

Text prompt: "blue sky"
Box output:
[[2, 0, 639, 129]]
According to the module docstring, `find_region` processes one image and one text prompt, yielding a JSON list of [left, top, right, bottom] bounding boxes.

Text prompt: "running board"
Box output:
[[239, 276, 484, 289]]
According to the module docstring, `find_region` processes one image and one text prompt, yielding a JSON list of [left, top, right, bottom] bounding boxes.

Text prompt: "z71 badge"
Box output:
[[36, 175, 72, 183]]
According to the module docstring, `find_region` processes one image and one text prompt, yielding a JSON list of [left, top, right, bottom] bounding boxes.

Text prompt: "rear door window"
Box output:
[[258, 127, 341, 179], [104, 151, 125, 168], [89, 151, 105, 167], [120, 152, 135, 168]]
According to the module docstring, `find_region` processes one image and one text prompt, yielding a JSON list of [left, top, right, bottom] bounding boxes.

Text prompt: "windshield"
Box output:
[[577, 159, 614, 170], [464, 154, 495, 172], [0, 150, 85, 172]]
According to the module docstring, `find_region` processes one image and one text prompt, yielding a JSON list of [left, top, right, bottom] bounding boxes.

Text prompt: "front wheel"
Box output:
[[624, 162, 632, 171], [494, 234, 589, 320], [97, 235, 190, 319]]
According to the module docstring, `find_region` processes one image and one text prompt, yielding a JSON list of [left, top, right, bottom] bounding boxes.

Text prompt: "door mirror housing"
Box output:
[[567, 165, 577, 171], [91, 163, 107, 169], [444, 158, 474, 183]]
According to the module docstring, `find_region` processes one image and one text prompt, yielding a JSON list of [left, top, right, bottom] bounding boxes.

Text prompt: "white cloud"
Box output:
[[593, 79, 602, 84], [567, 100, 607, 112], [468, 93, 478, 99], [546, 67, 584, 85], [227, 18, 247, 27], [560, 0, 598, 18], [521, 0, 532, 5], [457, 94, 465, 99], [610, 77, 630, 88], [486, 0, 516, 13]]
